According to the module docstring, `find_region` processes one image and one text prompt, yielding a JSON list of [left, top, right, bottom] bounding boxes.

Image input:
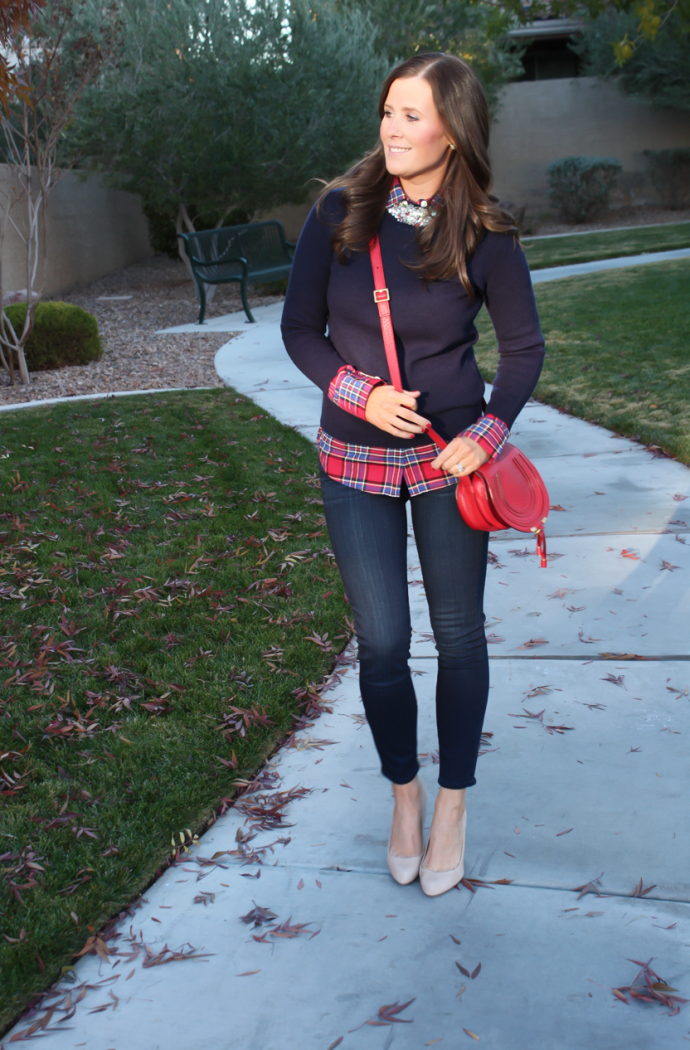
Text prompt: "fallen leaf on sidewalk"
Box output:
[[599, 653, 646, 660], [463, 1029, 480, 1041], [672, 494, 688, 501], [660, 561, 680, 571], [630, 878, 657, 897], [349, 998, 416, 1032], [240, 903, 278, 927], [326, 1039, 343, 1050], [237, 969, 261, 976], [613, 958, 688, 1014], [516, 637, 549, 650], [550, 504, 566, 511], [573, 873, 604, 900], [556, 828, 573, 836]]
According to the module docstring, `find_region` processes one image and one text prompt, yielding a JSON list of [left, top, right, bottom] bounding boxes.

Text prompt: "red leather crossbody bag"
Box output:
[[369, 235, 549, 567]]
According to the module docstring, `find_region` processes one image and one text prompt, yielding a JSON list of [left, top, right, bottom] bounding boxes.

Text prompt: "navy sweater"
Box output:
[[281, 190, 545, 448]]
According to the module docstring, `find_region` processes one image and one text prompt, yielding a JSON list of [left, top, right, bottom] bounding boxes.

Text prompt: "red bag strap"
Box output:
[[369, 235, 447, 449]]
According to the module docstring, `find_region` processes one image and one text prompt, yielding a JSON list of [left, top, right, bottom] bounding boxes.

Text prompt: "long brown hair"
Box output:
[[318, 52, 517, 295]]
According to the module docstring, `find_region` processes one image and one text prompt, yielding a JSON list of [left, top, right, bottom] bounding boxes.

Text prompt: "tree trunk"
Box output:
[[176, 203, 216, 306]]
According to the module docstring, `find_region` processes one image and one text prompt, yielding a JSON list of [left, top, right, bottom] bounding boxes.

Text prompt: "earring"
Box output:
[[449, 143, 457, 151]]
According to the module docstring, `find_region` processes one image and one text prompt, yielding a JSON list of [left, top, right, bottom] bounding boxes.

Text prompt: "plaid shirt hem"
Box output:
[[318, 428, 455, 498], [318, 415, 510, 498], [327, 365, 384, 420]]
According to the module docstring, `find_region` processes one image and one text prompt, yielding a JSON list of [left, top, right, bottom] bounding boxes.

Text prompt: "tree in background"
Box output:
[[0, 0, 45, 113], [574, 5, 690, 111], [353, 0, 523, 109], [69, 0, 388, 271], [0, 0, 118, 385], [494, 0, 690, 112]]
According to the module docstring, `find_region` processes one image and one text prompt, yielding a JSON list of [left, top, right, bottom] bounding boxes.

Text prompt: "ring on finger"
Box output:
[[454, 463, 464, 474]]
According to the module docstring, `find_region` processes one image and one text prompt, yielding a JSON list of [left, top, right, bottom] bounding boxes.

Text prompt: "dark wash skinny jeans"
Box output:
[[320, 469, 489, 790]]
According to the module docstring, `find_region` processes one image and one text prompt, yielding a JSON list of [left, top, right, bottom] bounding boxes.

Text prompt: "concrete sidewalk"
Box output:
[[7, 297, 690, 1049]]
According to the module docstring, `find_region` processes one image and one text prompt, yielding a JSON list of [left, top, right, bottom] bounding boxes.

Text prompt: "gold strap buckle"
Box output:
[[373, 288, 390, 303]]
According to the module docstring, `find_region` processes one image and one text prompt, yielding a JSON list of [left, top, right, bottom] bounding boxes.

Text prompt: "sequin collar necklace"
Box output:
[[386, 177, 442, 228]]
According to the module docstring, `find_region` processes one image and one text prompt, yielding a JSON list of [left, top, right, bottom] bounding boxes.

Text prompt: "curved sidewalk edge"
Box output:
[[530, 245, 690, 284], [0, 386, 216, 415]]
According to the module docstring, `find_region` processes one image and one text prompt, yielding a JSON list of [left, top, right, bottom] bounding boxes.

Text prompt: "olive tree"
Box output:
[[69, 0, 388, 271]]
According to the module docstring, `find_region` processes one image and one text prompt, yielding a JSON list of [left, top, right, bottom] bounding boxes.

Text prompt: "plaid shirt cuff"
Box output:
[[460, 414, 510, 458], [328, 366, 384, 420]]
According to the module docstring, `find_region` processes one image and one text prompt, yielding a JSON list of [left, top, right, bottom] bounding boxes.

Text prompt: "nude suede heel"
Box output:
[[419, 809, 466, 897], [387, 778, 427, 885]]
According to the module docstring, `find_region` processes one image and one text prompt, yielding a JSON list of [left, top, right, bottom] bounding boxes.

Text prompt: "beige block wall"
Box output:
[[1, 166, 153, 299], [490, 77, 690, 213]]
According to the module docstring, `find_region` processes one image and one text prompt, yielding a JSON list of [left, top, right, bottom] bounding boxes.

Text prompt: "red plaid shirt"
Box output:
[[322, 366, 509, 498]]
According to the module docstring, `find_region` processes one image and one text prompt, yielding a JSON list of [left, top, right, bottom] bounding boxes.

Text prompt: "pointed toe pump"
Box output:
[[387, 779, 427, 885], [419, 809, 467, 897]]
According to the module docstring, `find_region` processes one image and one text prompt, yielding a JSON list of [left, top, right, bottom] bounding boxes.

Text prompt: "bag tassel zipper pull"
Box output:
[[536, 528, 547, 568]]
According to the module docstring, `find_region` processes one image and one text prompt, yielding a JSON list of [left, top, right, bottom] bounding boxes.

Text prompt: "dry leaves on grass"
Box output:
[[215, 703, 274, 742], [612, 958, 688, 1014], [0, 845, 48, 904]]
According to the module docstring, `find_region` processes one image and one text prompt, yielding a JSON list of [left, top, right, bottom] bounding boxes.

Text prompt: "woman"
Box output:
[[281, 52, 544, 896]]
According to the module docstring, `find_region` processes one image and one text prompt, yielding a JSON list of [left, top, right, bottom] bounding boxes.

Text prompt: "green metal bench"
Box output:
[[179, 220, 295, 324]]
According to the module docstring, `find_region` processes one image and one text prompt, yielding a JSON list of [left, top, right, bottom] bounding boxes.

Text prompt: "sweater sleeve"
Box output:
[[474, 233, 545, 430], [280, 192, 352, 393]]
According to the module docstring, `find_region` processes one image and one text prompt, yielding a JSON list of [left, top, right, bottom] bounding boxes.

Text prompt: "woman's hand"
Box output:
[[431, 434, 490, 477], [365, 384, 429, 439]]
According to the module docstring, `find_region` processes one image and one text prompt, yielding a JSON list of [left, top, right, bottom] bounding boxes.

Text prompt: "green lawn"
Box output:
[[523, 221, 690, 270], [475, 257, 690, 464], [0, 389, 346, 1033]]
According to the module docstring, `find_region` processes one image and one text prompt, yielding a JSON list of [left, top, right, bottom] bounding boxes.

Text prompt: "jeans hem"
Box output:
[[382, 764, 420, 786]]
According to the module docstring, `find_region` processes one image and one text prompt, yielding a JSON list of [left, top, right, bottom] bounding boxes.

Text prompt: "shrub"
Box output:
[[547, 156, 622, 223], [3, 302, 102, 372], [644, 148, 690, 210]]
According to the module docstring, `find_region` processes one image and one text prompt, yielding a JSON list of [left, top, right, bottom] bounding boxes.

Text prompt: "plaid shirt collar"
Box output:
[[386, 176, 443, 210], [386, 177, 443, 228]]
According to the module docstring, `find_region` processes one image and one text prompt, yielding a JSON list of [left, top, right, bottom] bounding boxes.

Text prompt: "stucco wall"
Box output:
[[1, 166, 153, 299], [490, 77, 690, 214]]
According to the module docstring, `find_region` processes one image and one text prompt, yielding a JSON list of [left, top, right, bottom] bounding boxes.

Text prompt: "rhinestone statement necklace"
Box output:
[[385, 177, 441, 228]]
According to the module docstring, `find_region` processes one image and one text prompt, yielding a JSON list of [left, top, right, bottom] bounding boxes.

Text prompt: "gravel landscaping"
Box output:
[[0, 255, 284, 406]]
